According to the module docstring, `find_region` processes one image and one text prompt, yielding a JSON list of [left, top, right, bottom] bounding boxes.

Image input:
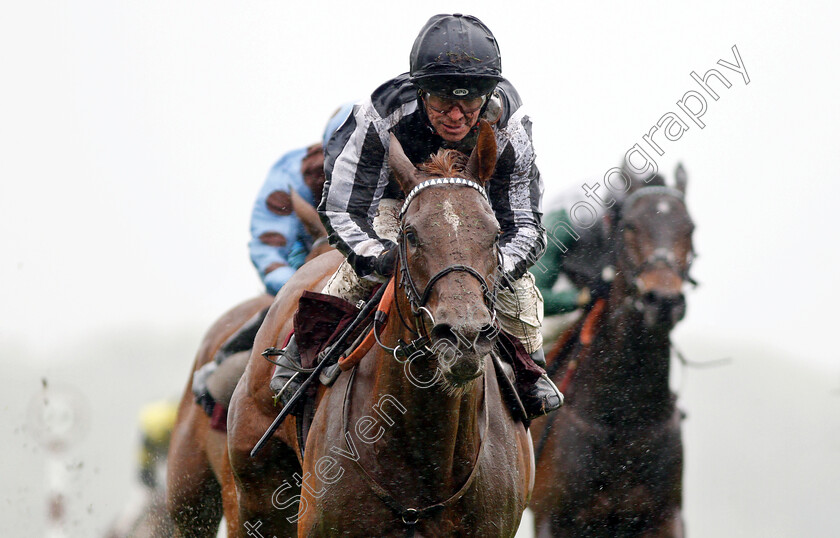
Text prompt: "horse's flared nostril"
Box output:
[[669, 293, 687, 323], [474, 324, 497, 355], [431, 323, 458, 346], [478, 323, 498, 341]]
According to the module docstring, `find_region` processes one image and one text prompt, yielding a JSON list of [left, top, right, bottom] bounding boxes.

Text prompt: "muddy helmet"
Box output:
[[409, 14, 503, 99]]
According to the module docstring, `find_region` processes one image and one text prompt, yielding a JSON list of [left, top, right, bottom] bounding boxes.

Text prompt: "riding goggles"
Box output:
[[423, 92, 487, 115]]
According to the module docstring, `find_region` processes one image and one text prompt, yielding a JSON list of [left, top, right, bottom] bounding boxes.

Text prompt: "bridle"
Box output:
[[399, 177, 500, 326], [617, 186, 697, 292], [372, 177, 502, 361]]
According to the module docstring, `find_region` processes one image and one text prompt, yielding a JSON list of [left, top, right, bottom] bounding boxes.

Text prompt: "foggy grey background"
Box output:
[[2, 1, 838, 536]]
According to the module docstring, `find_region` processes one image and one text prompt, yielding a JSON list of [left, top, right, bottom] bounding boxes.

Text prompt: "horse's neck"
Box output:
[[575, 279, 674, 425], [358, 299, 482, 499]]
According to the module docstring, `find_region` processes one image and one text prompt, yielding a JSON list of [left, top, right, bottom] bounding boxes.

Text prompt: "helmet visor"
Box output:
[[413, 74, 499, 100]]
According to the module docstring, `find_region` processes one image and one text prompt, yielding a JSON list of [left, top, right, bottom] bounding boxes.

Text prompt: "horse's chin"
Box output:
[[439, 373, 481, 397], [438, 354, 486, 397]]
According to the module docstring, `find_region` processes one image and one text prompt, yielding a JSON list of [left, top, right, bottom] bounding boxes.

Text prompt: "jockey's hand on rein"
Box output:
[[374, 245, 398, 277]]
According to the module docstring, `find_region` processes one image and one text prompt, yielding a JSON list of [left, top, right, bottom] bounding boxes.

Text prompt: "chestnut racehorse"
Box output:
[[169, 121, 533, 537], [166, 193, 330, 537], [530, 167, 694, 537]]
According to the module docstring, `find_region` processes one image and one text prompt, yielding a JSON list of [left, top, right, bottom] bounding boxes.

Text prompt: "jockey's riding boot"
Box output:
[[519, 347, 564, 421], [192, 307, 269, 416], [192, 361, 219, 416], [269, 336, 305, 409]]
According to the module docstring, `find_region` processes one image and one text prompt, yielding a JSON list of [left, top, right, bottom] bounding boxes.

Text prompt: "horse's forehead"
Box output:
[[409, 186, 496, 225], [626, 195, 692, 236]]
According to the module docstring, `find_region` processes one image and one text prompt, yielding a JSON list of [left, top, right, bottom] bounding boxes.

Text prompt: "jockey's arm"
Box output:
[[319, 100, 396, 282], [532, 208, 582, 316], [249, 148, 313, 295], [492, 108, 547, 282]]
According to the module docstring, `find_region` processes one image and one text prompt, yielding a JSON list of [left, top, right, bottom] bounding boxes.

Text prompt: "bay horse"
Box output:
[[222, 120, 533, 536], [166, 193, 331, 537], [530, 167, 694, 537]]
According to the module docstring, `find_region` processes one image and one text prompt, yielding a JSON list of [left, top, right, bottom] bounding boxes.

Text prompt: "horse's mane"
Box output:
[[419, 149, 471, 179]]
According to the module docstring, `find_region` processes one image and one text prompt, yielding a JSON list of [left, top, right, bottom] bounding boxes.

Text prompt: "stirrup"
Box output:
[[272, 371, 300, 407], [268, 338, 308, 408]]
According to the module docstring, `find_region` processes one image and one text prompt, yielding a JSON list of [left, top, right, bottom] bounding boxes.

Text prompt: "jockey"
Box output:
[[534, 188, 613, 317], [137, 399, 178, 489], [270, 14, 563, 421], [191, 104, 353, 415], [251, 103, 355, 295], [534, 167, 674, 335]]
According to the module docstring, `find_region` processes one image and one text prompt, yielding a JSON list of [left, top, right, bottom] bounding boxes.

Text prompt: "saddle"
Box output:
[[286, 289, 377, 453], [192, 290, 378, 435]]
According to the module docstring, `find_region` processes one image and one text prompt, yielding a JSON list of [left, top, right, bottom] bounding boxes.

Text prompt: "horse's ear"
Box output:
[[466, 120, 497, 184], [289, 187, 327, 239], [388, 133, 420, 194], [674, 163, 688, 195]]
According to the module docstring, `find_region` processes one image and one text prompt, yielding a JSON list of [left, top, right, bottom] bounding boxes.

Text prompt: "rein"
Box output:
[[556, 298, 606, 394]]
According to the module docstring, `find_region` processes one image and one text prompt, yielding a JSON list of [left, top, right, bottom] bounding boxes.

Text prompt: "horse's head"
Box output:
[[616, 164, 694, 332], [388, 120, 501, 390]]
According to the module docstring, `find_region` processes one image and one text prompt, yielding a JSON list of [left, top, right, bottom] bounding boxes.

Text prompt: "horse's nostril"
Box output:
[[659, 292, 685, 309], [431, 324, 458, 346], [478, 323, 498, 342], [644, 290, 684, 307]]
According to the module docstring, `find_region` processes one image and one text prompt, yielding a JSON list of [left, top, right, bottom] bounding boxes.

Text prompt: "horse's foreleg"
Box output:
[[228, 436, 302, 537], [167, 402, 224, 538], [227, 392, 302, 537]]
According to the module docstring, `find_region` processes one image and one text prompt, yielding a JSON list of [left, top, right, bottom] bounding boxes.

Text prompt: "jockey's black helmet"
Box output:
[[409, 14, 503, 100]]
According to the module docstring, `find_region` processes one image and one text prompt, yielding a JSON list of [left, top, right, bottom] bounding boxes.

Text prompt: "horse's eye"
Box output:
[[405, 229, 419, 248], [623, 228, 641, 261]]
